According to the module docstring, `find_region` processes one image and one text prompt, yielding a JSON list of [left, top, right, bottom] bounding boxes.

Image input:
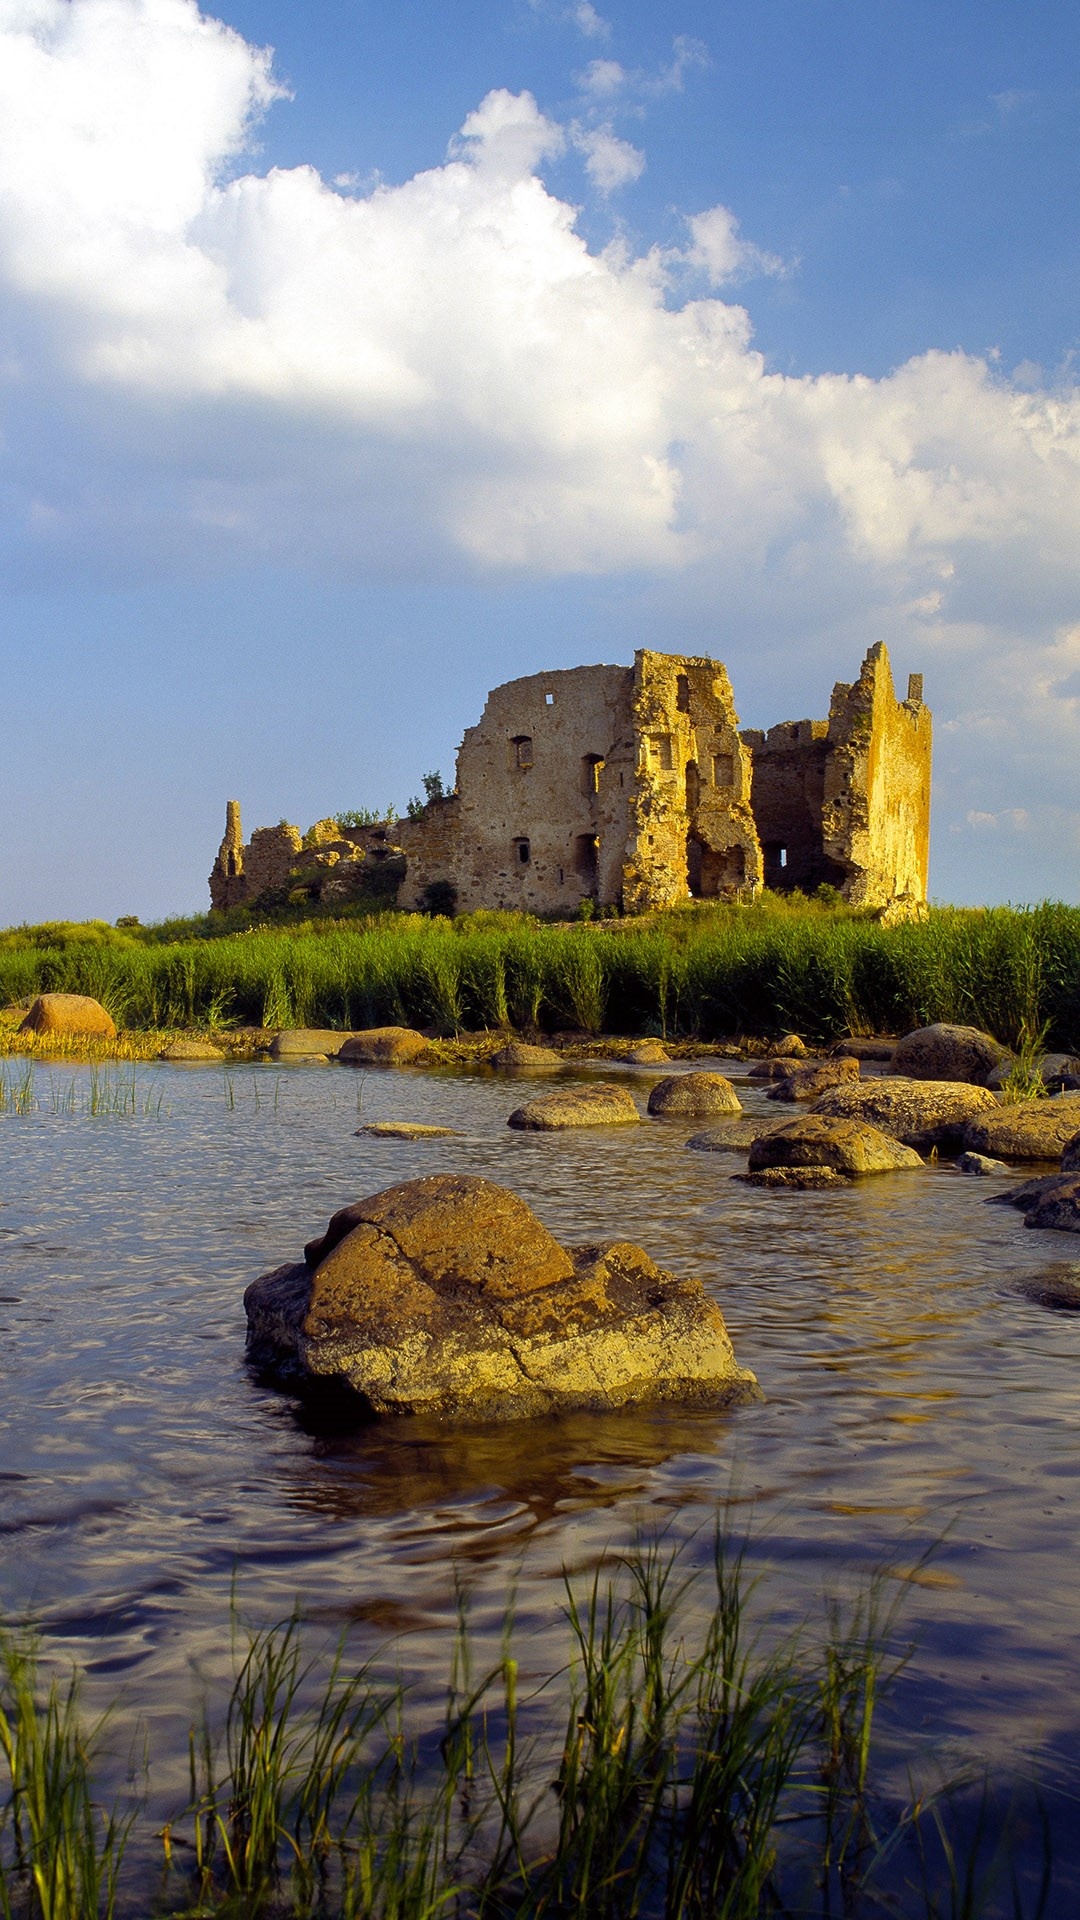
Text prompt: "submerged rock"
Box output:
[[686, 1119, 788, 1153], [507, 1083, 641, 1129], [748, 1115, 923, 1178], [891, 1023, 1009, 1086], [647, 1073, 741, 1117], [19, 993, 116, 1038], [736, 1166, 850, 1191], [812, 1077, 996, 1152], [337, 1027, 431, 1066], [158, 1037, 226, 1061], [354, 1121, 459, 1138], [618, 1040, 671, 1065], [956, 1151, 1010, 1176], [766, 1060, 859, 1103], [1016, 1271, 1080, 1309], [270, 1029, 351, 1058], [244, 1174, 760, 1422], [962, 1095, 1080, 1164]]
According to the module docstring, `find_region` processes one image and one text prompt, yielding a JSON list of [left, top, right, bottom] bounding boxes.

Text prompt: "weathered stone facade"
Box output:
[[210, 643, 930, 917]]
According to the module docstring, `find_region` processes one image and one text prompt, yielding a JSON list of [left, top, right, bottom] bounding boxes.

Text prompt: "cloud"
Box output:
[[527, 0, 610, 39], [570, 1, 609, 37], [572, 123, 644, 193], [1, 0, 1077, 586], [574, 35, 709, 104], [1, 0, 1079, 897], [685, 205, 788, 285], [576, 56, 626, 100]]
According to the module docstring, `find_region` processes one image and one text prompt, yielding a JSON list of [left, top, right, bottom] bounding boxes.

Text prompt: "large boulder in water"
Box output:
[[962, 1094, 1080, 1163], [890, 1023, 1009, 1086], [507, 1084, 640, 1129], [19, 993, 116, 1038], [812, 1077, 996, 1152], [747, 1115, 923, 1178], [647, 1072, 741, 1117], [244, 1174, 759, 1422]]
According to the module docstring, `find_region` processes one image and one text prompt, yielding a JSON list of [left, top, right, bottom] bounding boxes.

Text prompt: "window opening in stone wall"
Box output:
[[712, 752, 734, 787], [688, 835, 746, 897], [574, 834, 599, 884], [583, 753, 605, 796], [676, 674, 690, 714], [545, 692, 555, 705], [227, 853, 238, 876], [514, 838, 531, 865], [510, 735, 533, 769], [557, 867, 564, 886], [647, 733, 673, 772], [684, 760, 700, 813], [780, 847, 787, 868]]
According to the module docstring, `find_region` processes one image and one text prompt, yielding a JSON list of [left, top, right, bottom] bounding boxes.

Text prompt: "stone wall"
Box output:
[[398, 664, 634, 914], [624, 652, 762, 913], [821, 645, 931, 908]]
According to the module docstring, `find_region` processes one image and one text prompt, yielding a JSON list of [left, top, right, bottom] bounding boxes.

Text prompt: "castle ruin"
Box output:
[[210, 643, 931, 917]]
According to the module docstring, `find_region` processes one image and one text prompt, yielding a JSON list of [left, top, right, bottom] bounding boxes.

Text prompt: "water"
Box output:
[[2, 1053, 1080, 1895]]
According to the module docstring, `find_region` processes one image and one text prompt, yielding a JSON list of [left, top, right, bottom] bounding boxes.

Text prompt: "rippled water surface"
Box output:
[[3, 1053, 1080, 1888]]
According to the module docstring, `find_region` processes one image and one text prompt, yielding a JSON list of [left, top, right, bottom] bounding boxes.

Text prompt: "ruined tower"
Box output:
[[209, 799, 245, 911]]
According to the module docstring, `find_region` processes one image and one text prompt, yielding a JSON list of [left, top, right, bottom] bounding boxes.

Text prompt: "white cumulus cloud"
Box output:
[[573, 123, 645, 193], [686, 204, 788, 285]]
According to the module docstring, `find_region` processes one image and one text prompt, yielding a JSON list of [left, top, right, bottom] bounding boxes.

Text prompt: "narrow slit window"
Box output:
[[509, 734, 533, 769], [514, 837, 531, 864]]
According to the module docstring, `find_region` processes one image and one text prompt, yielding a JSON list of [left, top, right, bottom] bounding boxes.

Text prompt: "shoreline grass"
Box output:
[[0, 1533, 1056, 1919], [1, 902, 1079, 1053]]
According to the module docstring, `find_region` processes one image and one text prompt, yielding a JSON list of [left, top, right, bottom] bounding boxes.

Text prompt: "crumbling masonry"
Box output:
[[210, 644, 931, 917]]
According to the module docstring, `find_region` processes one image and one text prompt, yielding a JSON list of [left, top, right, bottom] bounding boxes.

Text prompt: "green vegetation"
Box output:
[[0, 1535, 1051, 1918], [1, 901, 1079, 1050]]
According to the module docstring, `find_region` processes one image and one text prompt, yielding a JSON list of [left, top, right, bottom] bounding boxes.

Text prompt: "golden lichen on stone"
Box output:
[[244, 1173, 759, 1422]]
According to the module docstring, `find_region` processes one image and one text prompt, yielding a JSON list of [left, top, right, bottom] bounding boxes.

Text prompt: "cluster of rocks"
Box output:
[[24, 994, 1080, 1418]]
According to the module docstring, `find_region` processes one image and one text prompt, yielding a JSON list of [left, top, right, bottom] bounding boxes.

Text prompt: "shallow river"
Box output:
[[2, 1053, 1080, 1902]]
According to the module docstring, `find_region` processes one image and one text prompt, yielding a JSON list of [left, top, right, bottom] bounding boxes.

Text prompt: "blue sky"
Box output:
[[0, 0, 1078, 922]]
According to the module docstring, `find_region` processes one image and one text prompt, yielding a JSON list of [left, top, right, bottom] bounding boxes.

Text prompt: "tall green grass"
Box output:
[[0, 1537, 1056, 1918], [2, 904, 1079, 1048]]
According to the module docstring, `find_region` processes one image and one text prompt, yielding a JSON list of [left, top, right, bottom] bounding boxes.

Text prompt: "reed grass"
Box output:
[[0, 1535, 1055, 1919], [2, 902, 1080, 1050], [6, 902, 1076, 1052]]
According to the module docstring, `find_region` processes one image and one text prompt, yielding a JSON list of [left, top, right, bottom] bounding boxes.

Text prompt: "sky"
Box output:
[[0, 0, 1078, 923]]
